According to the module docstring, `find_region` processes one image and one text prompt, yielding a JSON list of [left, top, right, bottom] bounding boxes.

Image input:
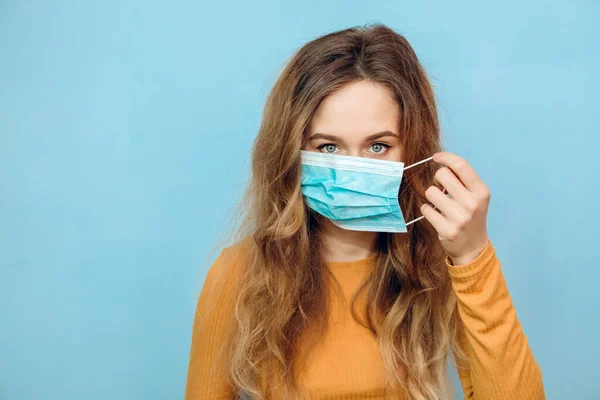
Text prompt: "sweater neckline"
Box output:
[[326, 253, 377, 268]]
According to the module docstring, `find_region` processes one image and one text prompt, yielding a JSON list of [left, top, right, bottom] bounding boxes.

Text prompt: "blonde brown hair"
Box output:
[[223, 24, 467, 399]]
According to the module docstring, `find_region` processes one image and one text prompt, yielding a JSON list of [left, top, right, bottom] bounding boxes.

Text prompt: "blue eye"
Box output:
[[318, 144, 338, 154], [370, 143, 390, 154]]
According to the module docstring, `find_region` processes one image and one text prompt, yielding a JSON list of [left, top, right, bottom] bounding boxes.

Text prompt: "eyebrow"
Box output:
[[309, 131, 399, 142]]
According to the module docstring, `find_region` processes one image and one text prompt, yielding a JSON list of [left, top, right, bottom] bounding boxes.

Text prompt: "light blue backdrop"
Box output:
[[1, 1, 598, 399]]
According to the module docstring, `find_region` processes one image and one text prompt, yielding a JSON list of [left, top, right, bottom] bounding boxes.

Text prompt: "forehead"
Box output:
[[309, 80, 400, 136]]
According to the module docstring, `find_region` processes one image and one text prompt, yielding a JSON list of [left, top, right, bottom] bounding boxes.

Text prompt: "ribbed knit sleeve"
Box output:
[[447, 240, 545, 400]]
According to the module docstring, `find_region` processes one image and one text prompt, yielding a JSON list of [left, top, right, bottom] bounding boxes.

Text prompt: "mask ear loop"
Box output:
[[401, 156, 450, 227]]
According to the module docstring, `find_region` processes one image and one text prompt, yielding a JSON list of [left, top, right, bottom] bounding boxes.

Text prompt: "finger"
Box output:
[[426, 179, 449, 213], [432, 173, 445, 192], [425, 186, 465, 221], [434, 167, 471, 204], [420, 203, 452, 235], [433, 152, 485, 194], [432, 178, 450, 201]]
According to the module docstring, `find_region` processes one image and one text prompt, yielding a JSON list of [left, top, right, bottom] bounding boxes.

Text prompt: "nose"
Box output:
[[347, 147, 363, 158]]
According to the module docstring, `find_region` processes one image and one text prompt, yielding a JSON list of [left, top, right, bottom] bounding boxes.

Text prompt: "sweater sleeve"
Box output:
[[184, 247, 239, 400], [447, 240, 545, 400]]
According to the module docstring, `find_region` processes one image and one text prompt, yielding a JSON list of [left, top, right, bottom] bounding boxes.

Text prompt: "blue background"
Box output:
[[1, 1, 598, 399]]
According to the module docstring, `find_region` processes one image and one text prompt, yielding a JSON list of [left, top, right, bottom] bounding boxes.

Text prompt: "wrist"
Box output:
[[449, 239, 490, 266]]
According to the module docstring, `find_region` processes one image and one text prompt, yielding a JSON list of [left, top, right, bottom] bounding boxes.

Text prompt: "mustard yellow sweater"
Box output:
[[184, 239, 545, 399]]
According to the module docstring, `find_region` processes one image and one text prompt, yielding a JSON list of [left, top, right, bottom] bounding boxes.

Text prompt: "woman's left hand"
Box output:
[[420, 152, 491, 266]]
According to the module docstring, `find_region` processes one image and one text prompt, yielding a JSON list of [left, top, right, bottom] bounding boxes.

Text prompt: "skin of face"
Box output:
[[305, 80, 403, 161], [303, 80, 403, 262]]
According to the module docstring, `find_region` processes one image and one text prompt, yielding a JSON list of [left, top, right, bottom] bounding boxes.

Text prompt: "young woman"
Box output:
[[184, 24, 545, 400]]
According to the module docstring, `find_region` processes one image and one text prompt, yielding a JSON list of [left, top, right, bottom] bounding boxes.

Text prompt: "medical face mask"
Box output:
[[300, 150, 433, 233]]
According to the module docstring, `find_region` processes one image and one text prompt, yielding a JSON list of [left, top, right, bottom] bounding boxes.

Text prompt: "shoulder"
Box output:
[[197, 236, 254, 316], [205, 236, 254, 285]]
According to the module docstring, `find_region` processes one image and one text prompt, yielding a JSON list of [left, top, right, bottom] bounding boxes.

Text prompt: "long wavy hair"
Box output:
[[222, 24, 468, 399]]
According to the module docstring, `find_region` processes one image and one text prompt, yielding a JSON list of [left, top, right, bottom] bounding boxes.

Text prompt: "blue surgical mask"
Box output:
[[300, 150, 432, 233]]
